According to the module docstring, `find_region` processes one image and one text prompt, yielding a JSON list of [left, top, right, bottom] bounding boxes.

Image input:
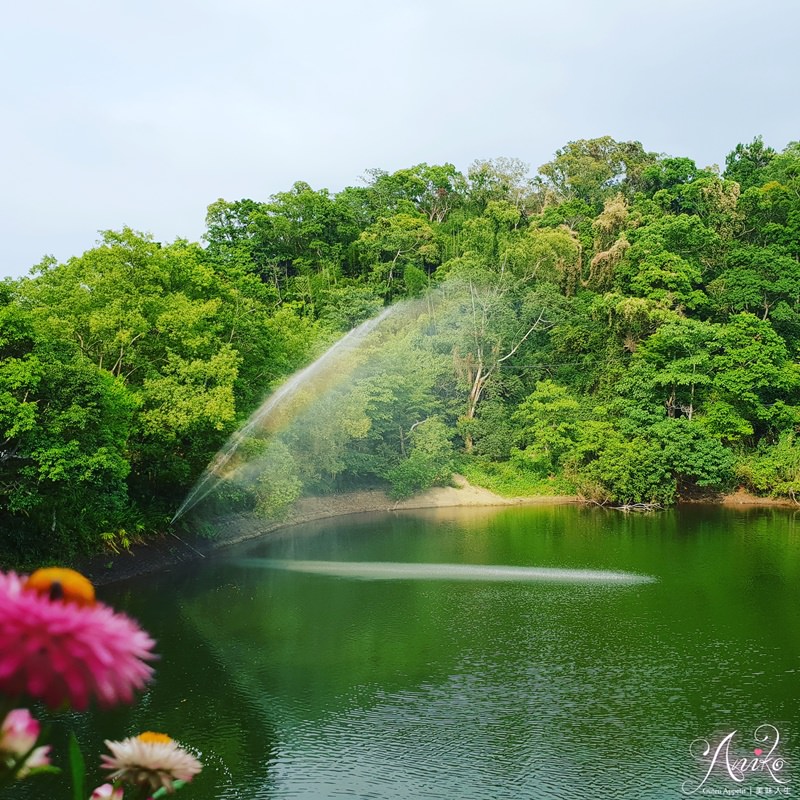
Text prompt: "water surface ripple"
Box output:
[[24, 504, 798, 800]]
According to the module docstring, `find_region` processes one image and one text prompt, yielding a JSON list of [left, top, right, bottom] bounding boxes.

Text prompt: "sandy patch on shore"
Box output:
[[397, 475, 576, 509], [288, 475, 576, 524], [718, 488, 798, 508]]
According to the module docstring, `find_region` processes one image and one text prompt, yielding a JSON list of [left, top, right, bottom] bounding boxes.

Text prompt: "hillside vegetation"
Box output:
[[2, 136, 799, 564]]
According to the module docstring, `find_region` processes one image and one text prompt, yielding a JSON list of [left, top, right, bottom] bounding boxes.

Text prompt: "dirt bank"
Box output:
[[718, 487, 798, 508]]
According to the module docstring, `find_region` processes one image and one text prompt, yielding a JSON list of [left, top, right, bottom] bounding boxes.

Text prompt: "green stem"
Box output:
[[151, 780, 187, 798], [0, 763, 18, 791], [0, 738, 42, 788]]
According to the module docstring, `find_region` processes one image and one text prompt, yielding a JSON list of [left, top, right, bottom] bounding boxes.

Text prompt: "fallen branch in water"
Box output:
[[584, 499, 663, 513]]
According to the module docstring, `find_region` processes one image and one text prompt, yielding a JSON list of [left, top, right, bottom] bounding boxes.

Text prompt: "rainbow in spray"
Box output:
[[172, 303, 416, 522]]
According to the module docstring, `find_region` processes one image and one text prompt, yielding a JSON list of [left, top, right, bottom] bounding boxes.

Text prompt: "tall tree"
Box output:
[[539, 137, 657, 206], [724, 136, 777, 190], [439, 265, 552, 451]]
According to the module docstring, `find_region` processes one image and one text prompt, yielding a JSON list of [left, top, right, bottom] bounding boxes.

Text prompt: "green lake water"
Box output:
[[28, 504, 800, 798]]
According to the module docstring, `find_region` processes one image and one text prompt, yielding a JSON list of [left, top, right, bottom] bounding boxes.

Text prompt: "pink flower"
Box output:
[[0, 708, 40, 756], [101, 732, 202, 793], [90, 784, 124, 799], [0, 707, 50, 778], [0, 569, 157, 710]]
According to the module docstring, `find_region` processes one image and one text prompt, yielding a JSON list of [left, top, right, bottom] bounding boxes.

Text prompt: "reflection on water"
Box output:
[[19, 504, 800, 800]]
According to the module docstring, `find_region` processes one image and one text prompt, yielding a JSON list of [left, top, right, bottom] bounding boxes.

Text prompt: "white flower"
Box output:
[[101, 732, 201, 793]]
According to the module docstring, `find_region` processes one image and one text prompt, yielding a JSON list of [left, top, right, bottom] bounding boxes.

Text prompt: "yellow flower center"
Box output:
[[137, 732, 173, 745], [25, 568, 96, 607]]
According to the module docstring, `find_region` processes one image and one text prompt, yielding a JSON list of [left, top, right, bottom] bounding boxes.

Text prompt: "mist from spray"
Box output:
[[172, 302, 416, 522]]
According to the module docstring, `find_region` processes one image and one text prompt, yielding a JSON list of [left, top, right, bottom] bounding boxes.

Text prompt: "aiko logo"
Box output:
[[681, 724, 791, 795]]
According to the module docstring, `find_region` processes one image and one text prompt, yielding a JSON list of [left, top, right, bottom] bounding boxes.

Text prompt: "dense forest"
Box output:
[[2, 135, 799, 565]]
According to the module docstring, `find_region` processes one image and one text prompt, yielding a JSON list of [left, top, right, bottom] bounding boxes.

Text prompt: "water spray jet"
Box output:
[[235, 559, 655, 585], [172, 303, 418, 523]]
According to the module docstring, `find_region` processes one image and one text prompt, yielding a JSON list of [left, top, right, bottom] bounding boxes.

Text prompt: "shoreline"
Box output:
[[82, 477, 576, 586], [80, 480, 796, 588]]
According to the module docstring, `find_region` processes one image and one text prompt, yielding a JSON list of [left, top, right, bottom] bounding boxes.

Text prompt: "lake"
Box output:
[[29, 503, 800, 798]]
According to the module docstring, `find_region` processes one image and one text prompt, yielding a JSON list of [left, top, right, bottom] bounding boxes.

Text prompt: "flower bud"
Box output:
[[90, 784, 124, 799], [0, 709, 40, 756]]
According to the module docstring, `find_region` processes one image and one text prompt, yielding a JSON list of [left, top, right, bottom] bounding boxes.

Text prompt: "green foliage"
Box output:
[[469, 399, 515, 460], [68, 732, 85, 800], [254, 441, 303, 519], [357, 212, 439, 299], [0, 295, 136, 562], [461, 457, 576, 497], [711, 313, 800, 438], [707, 243, 800, 320], [365, 162, 467, 223], [630, 318, 716, 418], [724, 136, 777, 191], [466, 157, 535, 214], [505, 226, 581, 293], [512, 381, 580, 475], [317, 283, 384, 330], [564, 422, 674, 505], [614, 214, 717, 309], [651, 418, 734, 493], [539, 137, 657, 206], [735, 433, 800, 497], [5, 134, 800, 565], [387, 418, 455, 499]]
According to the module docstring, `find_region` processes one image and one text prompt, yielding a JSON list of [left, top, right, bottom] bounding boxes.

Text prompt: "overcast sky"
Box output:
[[1, 0, 798, 278]]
